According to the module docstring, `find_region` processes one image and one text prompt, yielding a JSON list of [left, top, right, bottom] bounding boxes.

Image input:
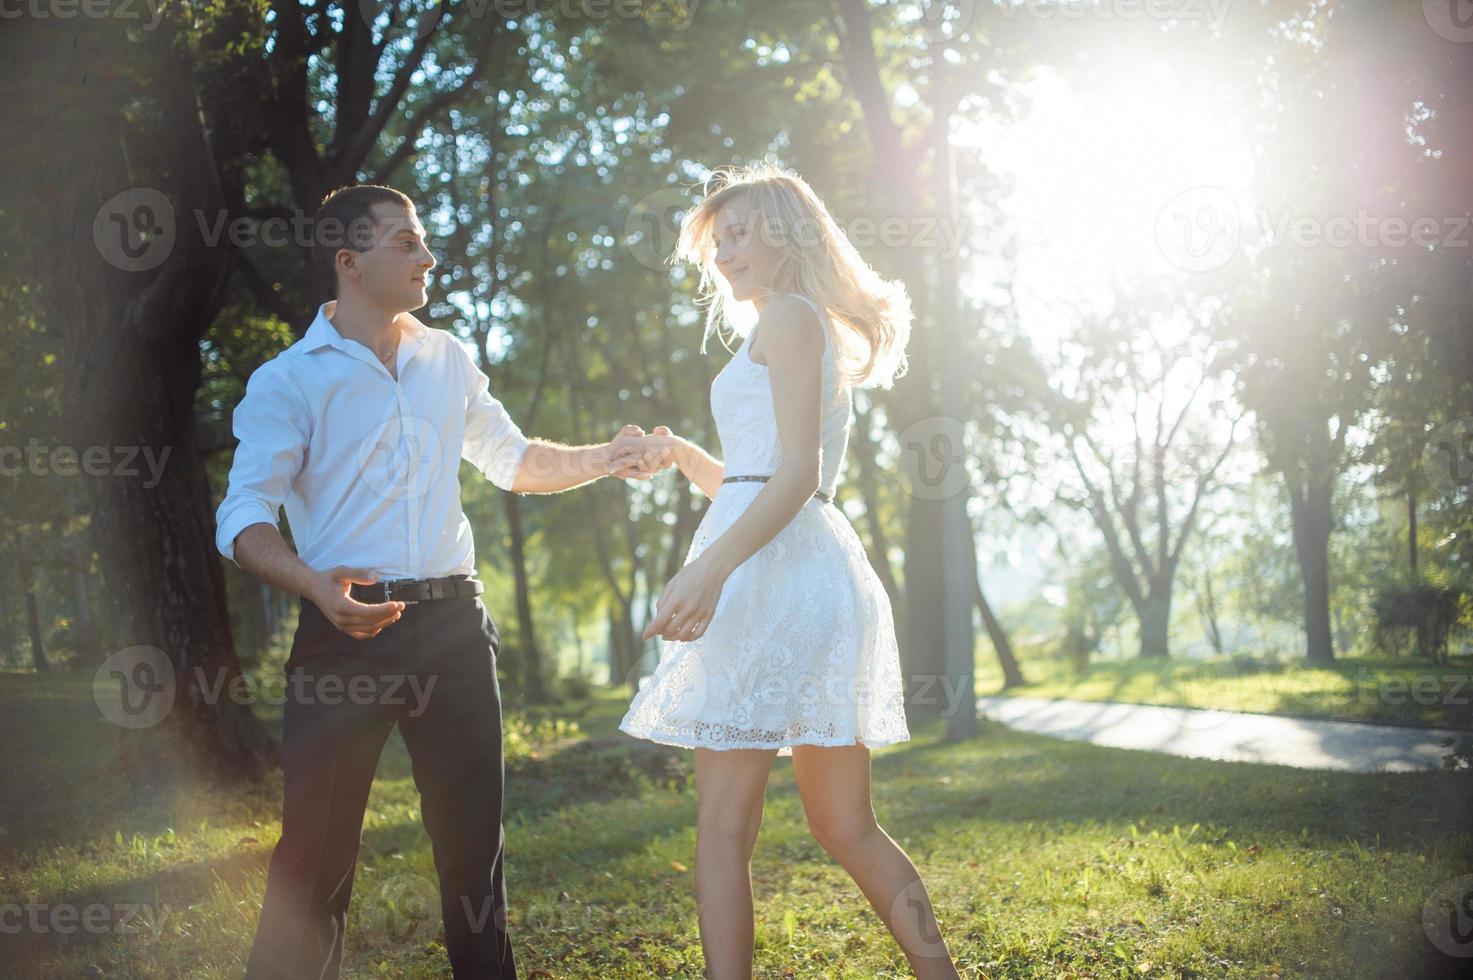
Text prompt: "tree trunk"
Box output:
[[832, 0, 947, 721], [504, 492, 548, 703], [260, 580, 281, 652], [848, 397, 902, 611], [1407, 480, 1419, 576], [902, 500, 947, 721], [0, 585, 17, 668], [14, 16, 276, 777], [934, 106, 977, 743], [1138, 585, 1173, 660], [974, 556, 1024, 688], [664, 479, 700, 586], [610, 602, 638, 689], [1287, 470, 1336, 665], [20, 556, 48, 673], [1198, 570, 1225, 656], [70, 531, 97, 659]]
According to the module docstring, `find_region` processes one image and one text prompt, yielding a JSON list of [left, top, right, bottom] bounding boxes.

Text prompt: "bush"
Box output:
[[1371, 585, 1464, 663], [552, 672, 594, 702]]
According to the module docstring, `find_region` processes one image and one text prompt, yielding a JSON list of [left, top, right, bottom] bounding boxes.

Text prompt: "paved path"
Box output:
[[975, 695, 1469, 773]]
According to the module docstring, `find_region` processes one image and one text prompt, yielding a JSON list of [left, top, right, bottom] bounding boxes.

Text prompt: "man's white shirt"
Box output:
[[214, 301, 530, 579]]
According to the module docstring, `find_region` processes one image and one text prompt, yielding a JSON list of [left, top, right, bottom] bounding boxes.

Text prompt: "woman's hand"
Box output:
[[637, 425, 683, 474], [642, 554, 731, 642]]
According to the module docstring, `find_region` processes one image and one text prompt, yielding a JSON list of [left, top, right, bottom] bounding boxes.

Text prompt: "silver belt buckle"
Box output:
[[382, 579, 419, 605]]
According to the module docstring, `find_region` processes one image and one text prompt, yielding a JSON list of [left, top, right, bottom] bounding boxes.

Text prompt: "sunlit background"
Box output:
[[2, 1, 1471, 976]]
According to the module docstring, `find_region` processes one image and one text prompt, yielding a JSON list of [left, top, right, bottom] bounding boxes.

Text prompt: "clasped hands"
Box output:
[[606, 423, 682, 481]]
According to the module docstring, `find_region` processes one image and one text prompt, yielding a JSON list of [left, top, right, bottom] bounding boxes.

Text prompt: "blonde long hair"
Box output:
[[674, 165, 911, 390]]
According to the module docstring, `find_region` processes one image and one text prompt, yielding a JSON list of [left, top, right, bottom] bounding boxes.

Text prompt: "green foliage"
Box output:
[[1371, 584, 1467, 664], [500, 710, 583, 763]]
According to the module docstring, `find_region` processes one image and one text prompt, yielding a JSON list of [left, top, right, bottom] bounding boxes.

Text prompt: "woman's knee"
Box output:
[[806, 809, 879, 859], [698, 801, 764, 855]]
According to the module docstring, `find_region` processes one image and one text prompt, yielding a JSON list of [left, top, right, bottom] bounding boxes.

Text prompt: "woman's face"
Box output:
[[711, 198, 784, 303]]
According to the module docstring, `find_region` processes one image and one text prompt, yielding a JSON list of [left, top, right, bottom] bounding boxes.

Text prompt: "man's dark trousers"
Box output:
[[245, 592, 517, 979]]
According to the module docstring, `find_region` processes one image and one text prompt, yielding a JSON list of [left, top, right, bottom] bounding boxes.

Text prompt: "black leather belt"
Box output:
[[349, 574, 483, 604], [721, 475, 833, 504]]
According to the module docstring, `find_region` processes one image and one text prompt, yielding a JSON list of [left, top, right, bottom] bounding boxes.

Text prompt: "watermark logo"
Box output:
[[95, 188, 397, 273], [1423, 0, 1473, 43], [623, 186, 970, 273], [1156, 186, 1471, 272], [0, 900, 173, 943], [1256, 209, 1469, 251], [0, 439, 172, 487], [1351, 667, 1470, 711], [357, 415, 444, 502], [1151, 650, 1246, 729], [93, 188, 175, 273], [0, 0, 165, 31], [93, 650, 441, 729], [916, 0, 977, 41], [907, 673, 974, 718], [359, 872, 441, 945], [998, 0, 1233, 30], [1423, 416, 1473, 498], [1155, 186, 1241, 273], [898, 415, 968, 501], [622, 644, 710, 723], [359, 0, 700, 35], [357, 0, 443, 40], [624, 186, 690, 271], [887, 879, 950, 960], [93, 646, 175, 731], [1423, 874, 1473, 958]]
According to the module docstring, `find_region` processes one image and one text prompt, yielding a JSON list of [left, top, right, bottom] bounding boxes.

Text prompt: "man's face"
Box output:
[[338, 202, 436, 312]]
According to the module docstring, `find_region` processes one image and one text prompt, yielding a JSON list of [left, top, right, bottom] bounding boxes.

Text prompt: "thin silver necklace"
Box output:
[[379, 342, 398, 364]]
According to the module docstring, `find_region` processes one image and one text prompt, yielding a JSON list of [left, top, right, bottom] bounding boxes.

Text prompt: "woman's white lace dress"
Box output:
[[619, 294, 910, 756]]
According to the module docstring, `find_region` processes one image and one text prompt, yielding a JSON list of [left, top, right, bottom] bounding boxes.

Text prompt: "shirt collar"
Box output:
[[303, 301, 431, 363]]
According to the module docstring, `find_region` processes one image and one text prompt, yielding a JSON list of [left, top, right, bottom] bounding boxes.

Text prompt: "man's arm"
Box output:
[[458, 338, 656, 493], [215, 362, 309, 569], [216, 362, 399, 639], [233, 523, 321, 599], [233, 524, 403, 640], [509, 427, 650, 494]]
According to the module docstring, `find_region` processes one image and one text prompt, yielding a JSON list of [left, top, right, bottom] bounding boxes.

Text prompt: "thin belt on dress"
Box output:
[[722, 474, 833, 504]]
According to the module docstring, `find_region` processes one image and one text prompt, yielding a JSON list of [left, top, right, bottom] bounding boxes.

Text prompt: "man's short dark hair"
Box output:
[[311, 184, 417, 291]]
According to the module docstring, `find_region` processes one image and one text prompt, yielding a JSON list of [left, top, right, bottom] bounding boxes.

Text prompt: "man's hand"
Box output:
[[608, 423, 676, 480], [308, 566, 404, 639]]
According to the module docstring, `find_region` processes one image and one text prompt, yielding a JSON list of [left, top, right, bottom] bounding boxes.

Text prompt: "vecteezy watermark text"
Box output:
[[94, 646, 439, 730], [0, 439, 170, 488], [0, 0, 164, 31]]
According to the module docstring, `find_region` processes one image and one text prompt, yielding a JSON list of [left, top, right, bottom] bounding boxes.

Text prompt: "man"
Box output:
[[215, 183, 662, 978]]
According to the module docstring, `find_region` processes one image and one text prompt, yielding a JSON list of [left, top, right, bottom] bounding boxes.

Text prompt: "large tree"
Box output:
[[4, 12, 275, 775]]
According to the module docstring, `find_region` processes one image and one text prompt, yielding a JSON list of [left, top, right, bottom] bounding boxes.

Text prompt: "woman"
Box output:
[[620, 165, 961, 979]]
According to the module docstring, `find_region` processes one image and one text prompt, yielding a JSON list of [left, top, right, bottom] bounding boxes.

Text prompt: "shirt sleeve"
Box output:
[[214, 360, 311, 565], [458, 341, 531, 492]]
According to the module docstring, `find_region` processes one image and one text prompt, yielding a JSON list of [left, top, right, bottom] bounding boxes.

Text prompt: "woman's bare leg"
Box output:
[[693, 747, 779, 979], [791, 743, 960, 979]]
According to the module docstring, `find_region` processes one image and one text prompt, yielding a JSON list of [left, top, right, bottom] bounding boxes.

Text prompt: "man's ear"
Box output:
[[336, 248, 359, 284]]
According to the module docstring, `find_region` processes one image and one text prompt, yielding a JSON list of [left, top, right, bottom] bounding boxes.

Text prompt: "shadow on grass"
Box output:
[[9, 675, 1472, 979]]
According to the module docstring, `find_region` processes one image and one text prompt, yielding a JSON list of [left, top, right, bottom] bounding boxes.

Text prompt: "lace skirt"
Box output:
[[619, 481, 910, 756]]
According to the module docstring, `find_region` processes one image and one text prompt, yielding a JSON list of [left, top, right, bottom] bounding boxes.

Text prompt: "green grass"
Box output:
[[2, 672, 1470, 978], [976, 652, 1473, 731]]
